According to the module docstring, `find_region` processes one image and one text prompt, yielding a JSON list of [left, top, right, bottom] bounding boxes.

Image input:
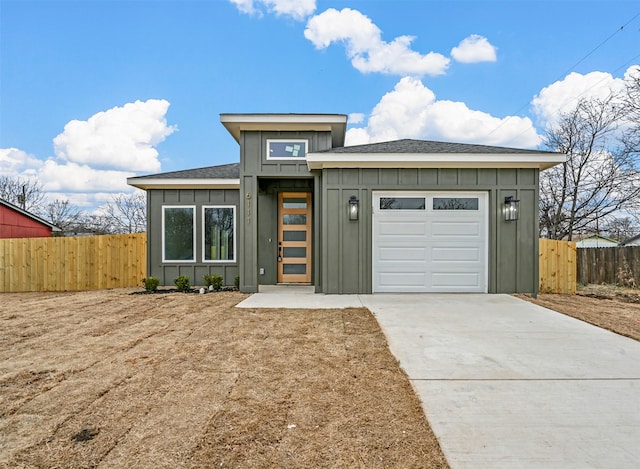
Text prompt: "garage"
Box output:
[[372, 191, 488, 293]]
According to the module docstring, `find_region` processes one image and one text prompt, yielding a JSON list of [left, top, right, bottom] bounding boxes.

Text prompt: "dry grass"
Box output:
[[516, 284, 640, 342], [0, 289, 448, 468]]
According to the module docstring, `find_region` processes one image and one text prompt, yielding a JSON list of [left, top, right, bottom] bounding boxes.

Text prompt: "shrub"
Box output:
[[212, 274, 224, 291], [174, 275, 191, 293], [203, 273, 223, 291], [234, 275, 240, 289], [141, 276, 160, 292]]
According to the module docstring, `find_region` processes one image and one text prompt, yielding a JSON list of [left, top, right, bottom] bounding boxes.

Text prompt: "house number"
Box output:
[[245, 192, 251, 224]]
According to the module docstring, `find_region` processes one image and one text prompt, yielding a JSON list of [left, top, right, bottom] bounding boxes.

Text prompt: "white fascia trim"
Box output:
[[220, 113, 348, 125], [220, 114, 348, 143], [127, 178, 240, 190], [306, 152, 566, 171]]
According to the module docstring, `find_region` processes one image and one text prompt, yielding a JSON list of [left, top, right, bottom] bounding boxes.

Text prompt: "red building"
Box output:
[[0, 199, 60, 238]]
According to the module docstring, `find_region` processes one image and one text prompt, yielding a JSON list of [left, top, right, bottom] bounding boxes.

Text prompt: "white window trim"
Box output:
[[162, 205, 196, 263], [266, 139, 309, 160], [202, 205, 236, 263]]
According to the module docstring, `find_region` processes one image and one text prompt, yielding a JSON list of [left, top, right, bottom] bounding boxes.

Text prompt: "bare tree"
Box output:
[[539, 94, 640, 240], [42, 199, 84, 234], [601, 217, 639, 242], [620, 67, 640, 176], [0, 176, 45, 212], [76, 214, 116, 235], [101, 192, 147, 234]]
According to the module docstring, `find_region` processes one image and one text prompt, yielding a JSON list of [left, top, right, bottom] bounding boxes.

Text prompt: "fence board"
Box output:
[[0, 233, 146, 292], [577, 246, 640, 286], [539, 239, 577, 294]]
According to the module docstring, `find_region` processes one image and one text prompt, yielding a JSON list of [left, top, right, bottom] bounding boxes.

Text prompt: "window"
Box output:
[[267, 139, 308, 160], [203, 206, 236, 262], [163, 206, 195, 262], [380, 197, 426, 210], [433, 197, 479, 210]]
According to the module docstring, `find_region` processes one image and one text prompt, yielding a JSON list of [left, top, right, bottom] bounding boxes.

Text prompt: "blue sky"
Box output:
[[1, 0, 639, 212]]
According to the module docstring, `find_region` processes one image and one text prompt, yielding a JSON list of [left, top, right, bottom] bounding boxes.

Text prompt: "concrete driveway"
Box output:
[[238, 291, 640, 468], [361, 294, 640, 469]]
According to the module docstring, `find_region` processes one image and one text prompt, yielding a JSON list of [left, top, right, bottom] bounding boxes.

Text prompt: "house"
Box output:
[[574, 234, 619, 248], [619, 234, 640, 247], [0, 198, 60, 238], [127, 113, 565, 294]]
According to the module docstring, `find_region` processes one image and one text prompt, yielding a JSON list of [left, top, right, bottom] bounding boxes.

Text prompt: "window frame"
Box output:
[[202, 205, 237, 263], [266, 139, 309, 161], [162, 205, 196, 263]]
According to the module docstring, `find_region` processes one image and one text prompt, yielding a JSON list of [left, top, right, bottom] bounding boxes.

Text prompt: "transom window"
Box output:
[[203, 206, 236, 262], [267, 139, 308, 160], [162, 206, 195, 262], [433, 197, 479, 210], [380, 197, 426, 210]]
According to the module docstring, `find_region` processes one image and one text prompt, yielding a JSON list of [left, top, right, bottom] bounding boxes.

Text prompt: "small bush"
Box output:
[[203, 273, 223, 291], [141, 276, 160, 292], [174, 275, 192, 293], [212, 274, 224, 291], [234, 275, 240, 289]]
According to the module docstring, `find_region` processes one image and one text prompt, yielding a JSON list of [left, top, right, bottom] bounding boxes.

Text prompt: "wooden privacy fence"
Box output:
[[577, 246, 640, 286], [0, 233, 146, 292], [539, 238, 577, 294]]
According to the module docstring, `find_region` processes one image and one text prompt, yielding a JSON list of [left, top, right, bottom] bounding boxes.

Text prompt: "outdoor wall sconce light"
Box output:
[[349, 195, 359, 221], [504, 196, 520, 221]]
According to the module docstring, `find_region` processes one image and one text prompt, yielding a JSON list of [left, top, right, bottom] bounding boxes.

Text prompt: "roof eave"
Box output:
[[305, 152, 566, 171], [220, 113, 348, 148], [127, 177, 241, 190], [0, 199, 61, 231]]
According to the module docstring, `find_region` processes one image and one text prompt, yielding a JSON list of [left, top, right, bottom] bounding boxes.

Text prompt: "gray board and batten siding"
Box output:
[[319, 166, 539, 294], [237, 130, 333, 293], [137, 164, 241, 287], [146, 188, 240, 287]]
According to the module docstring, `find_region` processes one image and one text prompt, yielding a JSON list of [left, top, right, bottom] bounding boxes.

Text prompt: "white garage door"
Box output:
[[373, 191, 488, 293]]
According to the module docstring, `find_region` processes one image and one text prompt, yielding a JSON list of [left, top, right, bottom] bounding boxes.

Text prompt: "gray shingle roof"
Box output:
[[136, 163, 239, 180], [315, 139, 558, 155]]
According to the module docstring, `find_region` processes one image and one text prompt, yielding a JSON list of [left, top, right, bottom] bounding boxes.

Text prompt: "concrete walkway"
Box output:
[[237, 291, 640, 468]]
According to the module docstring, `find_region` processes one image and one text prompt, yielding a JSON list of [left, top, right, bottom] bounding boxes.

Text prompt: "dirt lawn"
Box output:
[[0, 289, 448, 468], [516, 284, 640, 342]]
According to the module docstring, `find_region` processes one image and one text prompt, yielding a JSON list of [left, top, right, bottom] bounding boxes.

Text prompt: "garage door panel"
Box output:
[[379, 247, 426, 261], [431, 221, 480, 237], [431, 272, 481, 288], [432, 247, 480, 262], [377, 272, 426, 287], [378, 221, 426, 236], [373, 191, 487, 293]]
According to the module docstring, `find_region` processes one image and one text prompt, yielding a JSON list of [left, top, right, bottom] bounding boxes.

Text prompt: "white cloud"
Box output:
[[37, 160, 135, 193], [229, 0, 257, 15], [531, 68, 633, 127], [345, 77, 541, 148], [0, 148, 43, 177], [304, 8, 450, 76], [1, 99, 175, 213], [230, 0, 316, 20], [348, 113, 365, 124], [52, 99, 176, 173], [451, 34, 497, 63]]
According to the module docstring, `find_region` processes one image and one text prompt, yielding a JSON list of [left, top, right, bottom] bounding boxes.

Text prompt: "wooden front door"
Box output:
[[278, 192, 312, 283]]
